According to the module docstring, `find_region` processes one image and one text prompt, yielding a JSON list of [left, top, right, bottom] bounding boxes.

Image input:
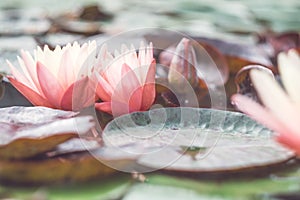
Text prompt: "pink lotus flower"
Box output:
[[232, 49, 300, 155], [7, 41, 97, 111], [94, 42, 156, 117]]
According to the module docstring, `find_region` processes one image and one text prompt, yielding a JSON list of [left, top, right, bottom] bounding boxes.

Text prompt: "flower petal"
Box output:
[[60, 76, 94, 111], [20, 50, 41, 93], [250, 69, 300, 134], [276, 131, 300, 155], [37, 62, 64, 108], [95, 72, 114, 102], [7, 60, 32, 88], [231, 94, 289, 135], [58, 49, 75, 89], [232, 94, 300, 154], [141, 59, 156, 110], [119, 63, 142, 110], [8, 76, 53, 107], [138, 42, 153, 83], [110, 100, 134, 117], [43, 45, 64, 76], [278, 50, 300, 103], [95, 102, 112, 114]]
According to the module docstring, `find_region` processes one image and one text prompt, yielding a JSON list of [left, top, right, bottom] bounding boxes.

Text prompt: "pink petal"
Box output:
[[7, 60, 32, 88], [95, 72, 114, 102], [118, 63, 142, 111], [60, 77, 94, 111], [20, 51, 40, 90], [250, 69, 300, 137], [276, 132, 300, 155], [110, 100, 133, 117], [58, 49, 75, 89], [231, 94, 290, 135], [96, 83, 111, 102], [128, 86, 144, 112], [95, 102, 112, 114], [8, 76, 53, 108], [37, 62, 64, 108], [141, 60, 156, 110]]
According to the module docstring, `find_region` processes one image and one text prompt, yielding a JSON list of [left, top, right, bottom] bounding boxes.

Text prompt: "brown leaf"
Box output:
[[197, 41, 229, 85], [0, 151, 116, 185], [0, 136, 139, 184], [0, 106, 94, 159], [195, 37, 273, 74], [258, 31, 300, 57]]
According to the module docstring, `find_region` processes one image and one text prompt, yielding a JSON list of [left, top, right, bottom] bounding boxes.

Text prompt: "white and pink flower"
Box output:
[[232, 49, 300, 155], [7, 41, 96, 111], [94, 42, 156, 117]]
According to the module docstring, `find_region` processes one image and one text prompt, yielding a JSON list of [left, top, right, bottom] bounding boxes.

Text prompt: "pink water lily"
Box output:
[[94, 42, 156, 117], [7, 41, 97, 111], [232, 49, 300, 155]]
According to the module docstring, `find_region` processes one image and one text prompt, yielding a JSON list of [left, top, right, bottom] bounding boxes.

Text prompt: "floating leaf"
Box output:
[[195, 37, 273, 74], [46, 138, 102, 157], [79, 4, 113, 21], [52, 18, 102, 36], [0, 106, 94, 159], [51, 5, 110, 36], [0, 74, 4, 101], [103, 107, 294, 175], [197, 41, 229, 86], [0, 8, 50, 36], [0, 150, 115, 185], [0, 135, 140, 184], [258, 31, 300, 56], [144, 32, 273, 75]]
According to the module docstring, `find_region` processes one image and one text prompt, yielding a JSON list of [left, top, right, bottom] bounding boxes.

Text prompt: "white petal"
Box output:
[[17, 56, 36, 87], [231, 94, 289, 135], [251, 69, 300, 135], [278, 50, 300, 103]]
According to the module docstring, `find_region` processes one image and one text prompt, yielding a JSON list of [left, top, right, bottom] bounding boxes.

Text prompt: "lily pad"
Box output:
[[0, 8, 50, 36], [103, 107, 294, 174], [195, 37, 273, 73], [0, 135, 140, 184], [0, 150, 115, 185], [46, 138, 102, 157], [0, 106, 94, 159]]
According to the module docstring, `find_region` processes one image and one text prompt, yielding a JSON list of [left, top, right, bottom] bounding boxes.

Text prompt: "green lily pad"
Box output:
[[0, 106, 94, 159], [103, 107, 294, 174]]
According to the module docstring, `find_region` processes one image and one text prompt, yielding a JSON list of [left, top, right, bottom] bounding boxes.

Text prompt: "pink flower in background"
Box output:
[[232, 49, 300, 155], [95, 42, 156, 117], [7, 41, 97, 111], [167, 38, 198, 89]]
